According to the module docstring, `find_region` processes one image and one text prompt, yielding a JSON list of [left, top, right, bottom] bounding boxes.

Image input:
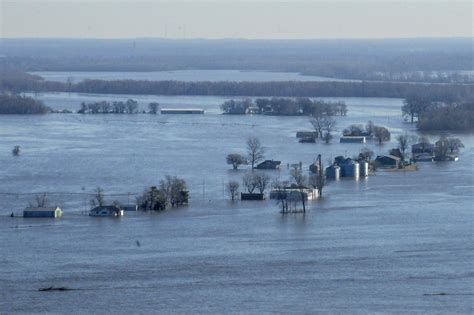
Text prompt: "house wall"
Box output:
[[24, 211, 55, 218]]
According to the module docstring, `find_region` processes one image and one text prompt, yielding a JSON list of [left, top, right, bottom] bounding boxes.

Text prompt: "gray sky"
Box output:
[[1, 0, 472, 39]]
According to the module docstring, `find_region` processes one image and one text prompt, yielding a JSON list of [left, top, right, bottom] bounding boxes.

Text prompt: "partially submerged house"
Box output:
[[340, 136, 366, 144], [241, 193, 265, 201], [160, 108, 204, 114], [122, 204, 138, 211], [23, 206, 63, 218], [269, 186, 318, 201], [412, 142, 435, 162], [375, 155, 401, 169], [256, 160, 281, 170], [412, 143, 435, 154], [89, 205, 124, 217], [296, 131, 318, 139]]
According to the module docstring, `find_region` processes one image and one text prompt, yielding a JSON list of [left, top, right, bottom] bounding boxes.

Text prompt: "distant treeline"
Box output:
[[0, 93, 50, 114], [221, 98, 347, 116], [1, 71, 472, 102], [78, 99, 159, 114], [417, 103, 474, 131]]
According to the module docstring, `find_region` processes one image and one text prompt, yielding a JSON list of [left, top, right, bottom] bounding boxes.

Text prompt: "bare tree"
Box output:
[[254, 172, 270, 194], [290, 166, 307, 213], [447, 138, 464, 154], [35, 193, 48, 207], [272, 179, 289, 213], [160, 175, 188, 207], [242, 172, 258, 193], [434, 137, 449, 161], [311, 116, 335, 139], [359, 147, 374, 161], [227, 181, 240, 201], [148, 102, 160, 114], [397, 133, 417, 160], [322, 132, 333, 144], [91, 187, 105, 207], [373, 126, 391, 144], [247, 137, 265, 169], [418, 136, 431, 152], [226, 153, 247, 170]]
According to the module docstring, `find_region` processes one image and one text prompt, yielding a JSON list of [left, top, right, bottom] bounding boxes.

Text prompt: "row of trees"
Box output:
[[221, 98, 347, 116], [78, 99, 160, 114], [136, 176, 189, 211], [2, 68, 472, 101], [402, 98, 474, 131], [89, 176, 188, 211], [417, 103, 474, 131], [343, 121, 391, 144], [0, 93, 50, 114]]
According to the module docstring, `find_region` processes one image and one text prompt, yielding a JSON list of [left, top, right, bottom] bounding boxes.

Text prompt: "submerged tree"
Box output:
[[434, 137, 450, 161], [272, 179, 289, 213], [148, 102, 160, 114], [246, 137, 265, 169], [159, 175, 188, 207], [254, 172, 270, 194], [91, 187, 105, 207], [290, 166, 307, 213], [12, 145, 20, 156], [359, 147, 374, 162], [242, 172, 258, 193], [373, 126, 391, 144], [137, 186, 167, 211], [310, 115, 336, 139], [447, 138, 464, 154], [227, 181, 240, 202], [226, 153, 247, 170], [34, 193, 48, 207]]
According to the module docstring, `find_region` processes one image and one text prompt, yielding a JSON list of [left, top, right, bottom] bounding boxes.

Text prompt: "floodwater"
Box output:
[[30, 70, 358, 83], [1, 93, 473, 313]]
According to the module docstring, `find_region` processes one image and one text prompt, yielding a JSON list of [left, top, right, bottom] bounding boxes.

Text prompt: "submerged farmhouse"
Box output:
[[375, 155, 401, 169], [89, 205, 124, 217], [340, 136, 366, 143], [23, 206, 63, 218], [412, 142, 435, 162], [160, 108, 204, 114], [256, 160, 281, 170], [269, 186, 318, 201]]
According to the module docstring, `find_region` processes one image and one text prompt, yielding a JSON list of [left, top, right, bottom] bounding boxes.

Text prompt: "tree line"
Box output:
[[221, 98, 347, 116], [1, 70, 472, 101], [403, 98, 474, 131], [77, 99, 160, 114], [0, 93, 51, 114]]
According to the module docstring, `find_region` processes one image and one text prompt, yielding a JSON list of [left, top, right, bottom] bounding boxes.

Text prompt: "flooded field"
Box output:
[[1, 94, 473, 313]]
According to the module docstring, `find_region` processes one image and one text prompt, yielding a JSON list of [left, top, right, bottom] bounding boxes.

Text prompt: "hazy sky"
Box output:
[[1, 0, 472, 39]]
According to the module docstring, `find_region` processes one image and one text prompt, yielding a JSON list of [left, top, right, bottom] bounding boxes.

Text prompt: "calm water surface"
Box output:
[[0, 94, 473, 313]]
